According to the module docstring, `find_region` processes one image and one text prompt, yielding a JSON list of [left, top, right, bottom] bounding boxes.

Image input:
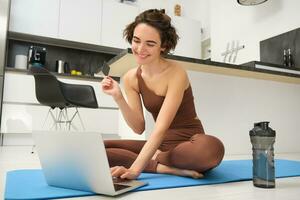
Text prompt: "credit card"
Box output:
[[102, 61, 110, 76]]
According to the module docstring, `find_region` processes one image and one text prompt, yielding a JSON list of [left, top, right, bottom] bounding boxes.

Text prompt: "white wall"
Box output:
[[138, 0, 168, 11], [188, 70, 300, 155], [210, 0, 300, 64]]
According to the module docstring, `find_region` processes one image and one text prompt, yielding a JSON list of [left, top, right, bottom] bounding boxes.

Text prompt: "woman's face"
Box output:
[[131, 23, 165, 65]]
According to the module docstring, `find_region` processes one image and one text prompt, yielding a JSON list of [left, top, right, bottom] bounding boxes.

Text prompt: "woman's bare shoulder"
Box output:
[[167, 61, 188, 79], [123, 67, 139, 91], [123, 67, 138, 79]]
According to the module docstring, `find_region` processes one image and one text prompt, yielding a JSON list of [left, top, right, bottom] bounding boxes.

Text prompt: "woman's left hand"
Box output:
[[110, 166, 140, 180]]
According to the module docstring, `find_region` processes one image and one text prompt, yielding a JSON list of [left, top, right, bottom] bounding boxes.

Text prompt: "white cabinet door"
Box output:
[[1, 104, 51, 134], [59, 0, 102, 45], [172, 16, 202, 59], [101, 0, 139, 49], [9, 0, 60, 38], [1, 104, 119, 134], [2, 73, 37, 103]]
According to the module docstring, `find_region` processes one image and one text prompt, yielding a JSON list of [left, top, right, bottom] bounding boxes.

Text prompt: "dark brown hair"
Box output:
[[123, 9, 179, 55]]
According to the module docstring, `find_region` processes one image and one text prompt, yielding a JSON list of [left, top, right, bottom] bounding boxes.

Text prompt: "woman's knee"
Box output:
[[197, 134, 225, 169], [170, 134, 225, 171]]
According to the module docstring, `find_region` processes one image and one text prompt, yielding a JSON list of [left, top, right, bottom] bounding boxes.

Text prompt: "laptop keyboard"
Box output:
[[113, 177, 127, 183], [112, 178, 131, 191], [113, 184, 131, 191]]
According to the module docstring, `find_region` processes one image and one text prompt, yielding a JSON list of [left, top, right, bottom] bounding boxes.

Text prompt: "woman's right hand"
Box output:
[[101, 76, 122, 100]]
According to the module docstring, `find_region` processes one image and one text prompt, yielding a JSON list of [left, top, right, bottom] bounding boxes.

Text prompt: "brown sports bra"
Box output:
[[136, 66, 202, 129]]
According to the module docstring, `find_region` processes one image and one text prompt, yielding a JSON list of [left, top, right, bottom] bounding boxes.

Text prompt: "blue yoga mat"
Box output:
[[5, 159, 300, 200]]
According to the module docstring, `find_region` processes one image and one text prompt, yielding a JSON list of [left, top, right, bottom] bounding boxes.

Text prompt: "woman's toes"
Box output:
[[156, 164, 204, 179], [182, 170, 204, 179], [193, 172, 204, 179]]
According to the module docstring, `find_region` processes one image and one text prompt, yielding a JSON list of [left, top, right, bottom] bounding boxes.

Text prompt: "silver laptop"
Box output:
[[33, 131, 147, 196]]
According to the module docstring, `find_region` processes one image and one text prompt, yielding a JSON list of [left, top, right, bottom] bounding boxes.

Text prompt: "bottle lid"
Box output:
[[249, 121, 276, 137]]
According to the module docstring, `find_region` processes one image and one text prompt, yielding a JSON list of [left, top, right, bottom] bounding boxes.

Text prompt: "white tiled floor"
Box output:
[[1, 146, 300, 200]]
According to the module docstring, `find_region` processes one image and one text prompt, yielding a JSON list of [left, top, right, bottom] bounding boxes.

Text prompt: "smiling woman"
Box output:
[[100, 9, 224, 180]]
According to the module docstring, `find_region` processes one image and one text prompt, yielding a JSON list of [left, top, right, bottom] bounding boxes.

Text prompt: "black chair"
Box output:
[[29, 66, 98, 130]]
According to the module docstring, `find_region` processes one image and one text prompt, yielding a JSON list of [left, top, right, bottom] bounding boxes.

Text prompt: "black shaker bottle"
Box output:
[[249, 121, 276, 188]]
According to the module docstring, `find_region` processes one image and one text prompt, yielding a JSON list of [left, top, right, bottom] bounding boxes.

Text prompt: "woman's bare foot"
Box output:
[[156, 163, 203, 179]]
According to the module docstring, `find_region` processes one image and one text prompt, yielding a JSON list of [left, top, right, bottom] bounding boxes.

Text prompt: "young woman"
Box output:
[[101, 9, 224, 180]]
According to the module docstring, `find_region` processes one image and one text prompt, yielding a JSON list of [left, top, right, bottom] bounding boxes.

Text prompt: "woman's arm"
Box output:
[[117, 70, 145, 134], [101, 68, 145, 134]]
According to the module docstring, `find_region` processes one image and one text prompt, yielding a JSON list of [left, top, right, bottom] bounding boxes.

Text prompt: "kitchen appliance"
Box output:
[[14, 54, 28, 69], [28, 45, 47, 68], [55, 60, 70, 74], [0, 0, 11, 145]]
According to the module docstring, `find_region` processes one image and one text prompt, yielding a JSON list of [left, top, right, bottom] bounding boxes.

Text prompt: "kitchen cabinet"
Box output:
[[58, 0, 102, 45], [9, 0, 60, 38], [1, 72, 119, 136], [8, 0, 202, 55], [172, 16, 202, 59], [101, 0, 139, 49], [9, 0, 103, 45], [1, 104, 118, 134]]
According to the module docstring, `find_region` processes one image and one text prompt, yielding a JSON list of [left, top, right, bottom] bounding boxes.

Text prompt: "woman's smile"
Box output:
[[135, 52, 150, 59]]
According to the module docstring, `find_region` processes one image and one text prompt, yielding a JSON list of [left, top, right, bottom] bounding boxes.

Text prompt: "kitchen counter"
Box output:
[[8, 31, 300, 84], [242, 61, 300, 75], [5, 67, 120, 82], [107, 49, 300, 84]]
